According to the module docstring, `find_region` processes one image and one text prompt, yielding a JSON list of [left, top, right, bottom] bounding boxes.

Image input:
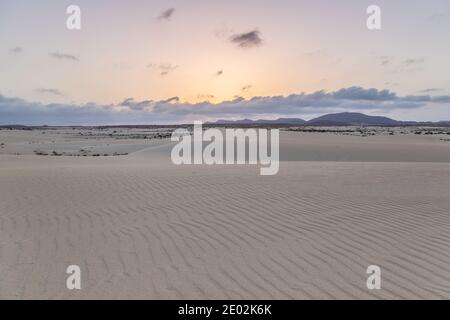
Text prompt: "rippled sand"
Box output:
[[1, 128, 450, 299]]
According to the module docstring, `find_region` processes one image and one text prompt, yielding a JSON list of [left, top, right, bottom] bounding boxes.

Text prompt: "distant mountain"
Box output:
[[308, 112, 399, 126], [5, 114, 448, 128], [210, 113, 400, 126]]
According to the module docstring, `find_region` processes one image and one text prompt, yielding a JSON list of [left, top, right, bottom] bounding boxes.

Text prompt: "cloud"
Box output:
[[426, 12, 450, 24], [10, 47, 23, 54], [148, 63, 178, 76], [378, 56, 424, 73], [304, 49, 328, 59], [418, 88, 444, 93], [215, 70, 223, 76], [234, 85, 253, 99], [214, 26, 233, 39], [304, 49, 341, 66], [332, 87, 397, 101], [378, 55, 391, 66], [395, 58, 424, 73], [162, 96, 180, 104], [50, 52, 79, 62], [197, 94, 215, 100], [2, 87, 449, 125], [158, 8, 175, 21], [402, 94, 450, 103], [35, 88, 65, 97], [0, 95, 121, 126], [119, 98, 153, 111], [229, 30, 263, 48], [241, 85, 252, 92], [403, 58, 424, 67]]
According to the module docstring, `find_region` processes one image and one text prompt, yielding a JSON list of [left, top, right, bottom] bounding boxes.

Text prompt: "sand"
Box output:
[[1, 127, 450, 299]]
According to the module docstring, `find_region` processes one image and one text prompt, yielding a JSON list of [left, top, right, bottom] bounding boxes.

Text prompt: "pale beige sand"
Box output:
[[1, 128, 450, 299]]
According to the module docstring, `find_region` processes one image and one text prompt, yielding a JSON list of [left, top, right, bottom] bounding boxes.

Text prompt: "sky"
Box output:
[[0, 0, 449, 125]]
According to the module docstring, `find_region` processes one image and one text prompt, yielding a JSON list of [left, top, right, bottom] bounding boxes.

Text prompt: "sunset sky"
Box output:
[[1, 0, 449, 124]]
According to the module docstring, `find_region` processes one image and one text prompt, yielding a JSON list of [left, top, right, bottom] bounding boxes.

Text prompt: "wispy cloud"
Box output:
[[241, 85, 252, 92], [148, 63, 178, 76], [229, 30, 263, 48], [304, 49, 329, 60], [10, 47, 23, 54], [214, 25, 233, 39], [395, 58, 425, 73], [378, 55, 392, 66], [50, 52, 79, 62], [403, 58, 424, 67], [426, 12, 450, 24], [158, 8, 175, 21], [378, 56, 425, 73], [384, 81, 399, 87], [197, 94, 215, 101], [418, 88, 444, 93], [35, 88, 65, 97], [304, 49, 341, 66]]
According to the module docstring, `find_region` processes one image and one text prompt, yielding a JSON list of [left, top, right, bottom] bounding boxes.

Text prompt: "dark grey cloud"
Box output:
[[36, 88, 65, 96], [162, 96, 180, 104], [158, 8, 175, 21], [50, 52, 79, 62], [332, 87, 397, 101], [230, 30, 263, 48], [119, 98, 153, 111], [2, 87, 449, 125]]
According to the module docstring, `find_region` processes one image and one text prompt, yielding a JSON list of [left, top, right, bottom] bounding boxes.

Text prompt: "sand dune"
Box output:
[[1, 128, 450, 299]]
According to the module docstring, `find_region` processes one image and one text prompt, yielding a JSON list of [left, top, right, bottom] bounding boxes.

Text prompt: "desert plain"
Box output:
[[1, 126, 450, 299]]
